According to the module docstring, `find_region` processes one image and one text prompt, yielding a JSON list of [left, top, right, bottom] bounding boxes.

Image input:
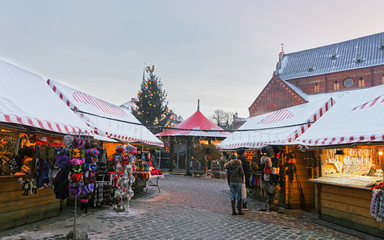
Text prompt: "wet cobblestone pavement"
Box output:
[[1, 175, 382, 240]]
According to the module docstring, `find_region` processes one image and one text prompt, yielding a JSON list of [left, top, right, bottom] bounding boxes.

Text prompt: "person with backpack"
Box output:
[[224, 155, 245, 215]]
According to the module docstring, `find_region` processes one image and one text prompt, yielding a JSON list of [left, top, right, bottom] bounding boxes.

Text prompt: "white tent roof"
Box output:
[[47, 79, 163, 147], [0, 59, 93, 135], [295, 85, 384, 146], [217, 97, 334, 149]]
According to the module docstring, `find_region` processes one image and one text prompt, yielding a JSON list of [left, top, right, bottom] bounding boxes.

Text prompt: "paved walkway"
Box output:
[[0, 175, 382, 240]]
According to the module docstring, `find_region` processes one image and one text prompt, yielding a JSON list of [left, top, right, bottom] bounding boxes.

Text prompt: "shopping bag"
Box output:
[[242, 175, 247, 199]]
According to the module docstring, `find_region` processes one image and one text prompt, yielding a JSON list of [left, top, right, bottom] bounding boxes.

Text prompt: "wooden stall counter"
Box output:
[[0, 176, 62, 231], [309, 178, 384, 238]]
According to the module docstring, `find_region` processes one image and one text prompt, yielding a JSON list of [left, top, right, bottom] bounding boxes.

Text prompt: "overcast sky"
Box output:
[[1, 0, 383, 120]]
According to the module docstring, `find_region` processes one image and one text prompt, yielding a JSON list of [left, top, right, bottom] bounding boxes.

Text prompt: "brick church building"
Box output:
[[249, 32, 384, 117]]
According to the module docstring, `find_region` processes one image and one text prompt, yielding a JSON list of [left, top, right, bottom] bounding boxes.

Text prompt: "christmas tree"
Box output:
[[132, 65, 172, 134]]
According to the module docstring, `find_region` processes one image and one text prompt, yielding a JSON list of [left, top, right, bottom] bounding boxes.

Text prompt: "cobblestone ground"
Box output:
[[1, 175, 382, 240]]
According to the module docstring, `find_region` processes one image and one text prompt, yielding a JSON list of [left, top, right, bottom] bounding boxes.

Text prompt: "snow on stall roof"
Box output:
[[295, 84, 384, 146], [47, 80, 163, 147], [0, 59, 92, 134], [217, 94, 335, 149]]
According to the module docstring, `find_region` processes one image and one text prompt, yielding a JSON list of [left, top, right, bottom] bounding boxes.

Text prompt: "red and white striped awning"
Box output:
[[295, 85, 384, 146], [47, 79, 163, 147], [0, 59, 93, 135], [217, 97, 334, 149]]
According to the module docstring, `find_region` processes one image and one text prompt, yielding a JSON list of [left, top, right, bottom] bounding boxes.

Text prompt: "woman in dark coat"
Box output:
[[224, 156, 245, 215], [237, 148, 250, 210]]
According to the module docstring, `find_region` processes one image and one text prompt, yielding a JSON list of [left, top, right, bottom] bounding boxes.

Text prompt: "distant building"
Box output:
[[231, 112, 246, 130], [249, 32, 384, 116]]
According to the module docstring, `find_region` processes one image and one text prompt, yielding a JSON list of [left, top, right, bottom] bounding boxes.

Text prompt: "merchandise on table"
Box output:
[[315, 148, 383, 188]]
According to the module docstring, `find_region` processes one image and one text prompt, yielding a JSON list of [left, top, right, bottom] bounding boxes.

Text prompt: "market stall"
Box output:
[[0, 59, 93, 231], [217, 97, 334, 209], [156, 105, 230, 174], [295, 85, 384, 237], [47, 79, 164, 203]]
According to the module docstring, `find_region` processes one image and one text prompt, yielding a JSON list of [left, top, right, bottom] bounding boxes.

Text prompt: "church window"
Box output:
[[358, 78, 365, 87], [334, 81, 340, 91], [314, 83, 320, 93]]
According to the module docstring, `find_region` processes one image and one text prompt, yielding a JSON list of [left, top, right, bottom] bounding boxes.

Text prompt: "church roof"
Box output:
[[276, 32, 384, 81]]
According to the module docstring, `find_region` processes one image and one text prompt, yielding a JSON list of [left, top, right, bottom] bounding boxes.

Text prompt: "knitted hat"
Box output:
[[70, 158, 84, 165], [71, 164, 84, 173], [64, 135, 74, 148], [71, 149, 85, 158], [85, 162, 97, 172], [69, 186, 81, 197], [116, 145, 124, 152], [82, 183, 94, 194], [72, 138, 85, 149], [57, 155, 70, 166], [69, 172, 83, 182], [86, 148, 99, 156]]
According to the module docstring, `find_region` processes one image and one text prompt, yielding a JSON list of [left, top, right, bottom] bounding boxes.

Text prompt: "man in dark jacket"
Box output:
[[224, 156, 245, 215], [237, 148, 250, 210]]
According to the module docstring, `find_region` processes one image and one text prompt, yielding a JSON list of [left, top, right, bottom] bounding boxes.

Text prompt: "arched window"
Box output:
[[358, 77, 365, 87], [333, 81, 339, 91], [382, 75, 384, 85], [314, 83, 320, 93]]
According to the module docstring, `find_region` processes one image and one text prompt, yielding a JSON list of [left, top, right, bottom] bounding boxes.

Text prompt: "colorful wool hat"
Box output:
[[85, 162, 97, 172], [116, 145, 124, 152], [71, 164, 84, 173], [72, 138, 85, 149], [69, 186, 81, 197], [57, 154, 70, 166], [82, 183, 94, 194], [64, 135, 74, 148], [85, 148, 99, 156], [70, 158, 84, 165], [71, 149, 85, 158], [69, 172, 83, 182]]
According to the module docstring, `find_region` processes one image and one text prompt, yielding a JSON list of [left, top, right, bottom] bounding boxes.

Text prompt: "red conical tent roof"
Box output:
[[156, 110, 230, 138]]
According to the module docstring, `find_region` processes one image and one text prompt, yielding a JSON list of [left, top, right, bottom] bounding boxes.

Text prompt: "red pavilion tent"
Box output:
[[156, 110, 230, 138], [156, 108, 230, 174]]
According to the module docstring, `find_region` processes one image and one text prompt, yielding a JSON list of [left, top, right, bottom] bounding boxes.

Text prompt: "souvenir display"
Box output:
[[315, 148, 383, 187]]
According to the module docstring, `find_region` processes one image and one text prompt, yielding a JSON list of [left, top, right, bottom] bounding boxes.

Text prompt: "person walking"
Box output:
[[224, 155, 245, 215], [237, 148, 250, 210]]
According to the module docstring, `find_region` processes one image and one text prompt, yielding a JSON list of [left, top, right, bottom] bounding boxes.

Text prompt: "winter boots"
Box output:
[[231, 200, 237, 215], [243, 201, 248, 210], [237, 199, 245, 215]]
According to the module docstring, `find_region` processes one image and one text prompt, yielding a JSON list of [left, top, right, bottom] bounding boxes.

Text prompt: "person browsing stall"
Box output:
[[224, 155, 245, 215]]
